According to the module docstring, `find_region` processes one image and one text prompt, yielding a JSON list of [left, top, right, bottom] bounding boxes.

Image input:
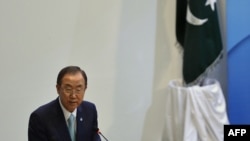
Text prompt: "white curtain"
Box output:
[[165, 78, 229, 141]]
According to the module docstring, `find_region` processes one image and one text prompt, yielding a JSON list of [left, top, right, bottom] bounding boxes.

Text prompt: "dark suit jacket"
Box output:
[[28, 97, 101, 141]]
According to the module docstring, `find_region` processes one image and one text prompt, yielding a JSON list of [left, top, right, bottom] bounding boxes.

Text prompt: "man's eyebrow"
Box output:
[[76, 85, 83, 88], [63, 84, 83, 88]]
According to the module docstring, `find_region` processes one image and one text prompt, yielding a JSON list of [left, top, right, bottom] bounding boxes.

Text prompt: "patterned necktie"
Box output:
[[68, 114, 75, 141]]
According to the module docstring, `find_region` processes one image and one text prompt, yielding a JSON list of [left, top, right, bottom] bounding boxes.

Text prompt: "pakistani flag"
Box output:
[[176, 0, 223, 85]]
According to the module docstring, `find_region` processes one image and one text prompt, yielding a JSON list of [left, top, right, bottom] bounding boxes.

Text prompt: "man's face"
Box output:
[[56, 72, 86, 112]]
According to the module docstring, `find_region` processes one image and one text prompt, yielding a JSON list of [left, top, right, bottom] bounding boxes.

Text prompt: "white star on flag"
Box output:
[[205, 0, 217, 11]]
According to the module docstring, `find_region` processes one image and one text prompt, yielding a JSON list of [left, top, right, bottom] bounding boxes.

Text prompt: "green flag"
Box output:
[[176, 0, 223, 85]]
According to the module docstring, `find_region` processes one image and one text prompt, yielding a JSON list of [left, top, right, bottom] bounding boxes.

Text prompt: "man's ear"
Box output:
[[56, 84, 60, 94]]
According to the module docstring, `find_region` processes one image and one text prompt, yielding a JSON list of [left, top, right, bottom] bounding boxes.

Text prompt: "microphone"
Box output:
[[95, 128, 109, 141]]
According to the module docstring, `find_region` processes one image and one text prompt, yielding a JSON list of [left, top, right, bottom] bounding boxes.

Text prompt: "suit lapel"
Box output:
[[52, 98, 72, 141], [76, 104, 86, 141]]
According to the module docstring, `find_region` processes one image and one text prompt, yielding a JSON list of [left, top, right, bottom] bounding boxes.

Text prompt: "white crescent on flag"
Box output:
[[186, 0, 217, 26], [186, 5, 208, 26]]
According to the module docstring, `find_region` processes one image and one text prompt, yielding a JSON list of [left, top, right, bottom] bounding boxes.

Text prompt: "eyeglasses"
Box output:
[[61, 87, 84, 95]]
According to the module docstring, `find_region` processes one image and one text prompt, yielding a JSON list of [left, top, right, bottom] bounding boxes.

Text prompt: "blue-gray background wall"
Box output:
[[227, 0, 250, 124]]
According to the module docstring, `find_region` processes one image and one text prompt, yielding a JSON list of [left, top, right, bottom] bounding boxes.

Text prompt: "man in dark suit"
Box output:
[[28, 66, 101, 141]]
